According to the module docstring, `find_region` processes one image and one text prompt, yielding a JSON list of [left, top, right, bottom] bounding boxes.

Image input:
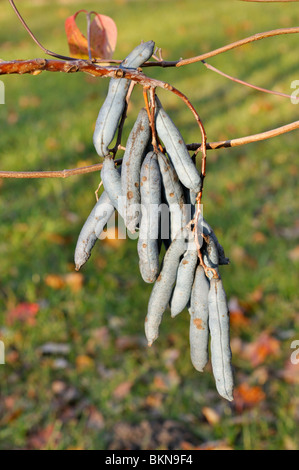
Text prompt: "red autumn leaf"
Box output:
[[242, 332, 280, 367], [65, 10, 117, 60], [113, 381, 133, 400], [234, 383, 266, 413], [228, 297, 250, 328], [27, 424, 61, 450], [7, 302, 39, 325]]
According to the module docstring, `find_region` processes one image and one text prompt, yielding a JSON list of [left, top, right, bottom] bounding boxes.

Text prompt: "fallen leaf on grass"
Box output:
[[76, 355, 94, 371], [45, 272, 84, 292], [228, 297, 250, 328], [44, 274, 65, 290], [242, 332, 280, 367], [234, 383, 266, 413], [113, 381, 133, 400], [87, 406, 105, 430], [27, 424, 61, 450], [201, 407, 221, 426], [86, 327, 111, 353], [162, 348, 180, 368], [45, 233, 73, 245], [19, 95, 41, 109], [64, 273, 84, 292], [252, 231, 267, 244], [51, 381, 67, 395], [153, 370, 180, 391], [144, 393, 164, 409], [247, 286, 264, 305], [288, 245, 299, 262], [1, 408, 23, 425], [231, 246, 257, 269], [6, 302, 39, 326]]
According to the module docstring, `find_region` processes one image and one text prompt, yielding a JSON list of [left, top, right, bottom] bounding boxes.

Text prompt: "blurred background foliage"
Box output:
[[0, 0, 298, 450]]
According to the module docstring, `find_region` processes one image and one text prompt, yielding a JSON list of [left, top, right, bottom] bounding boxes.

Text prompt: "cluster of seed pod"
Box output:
[[75, 41, 234, 401]]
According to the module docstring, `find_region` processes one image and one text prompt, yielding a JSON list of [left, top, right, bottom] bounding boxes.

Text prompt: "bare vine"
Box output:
[[1, 2, 298, 184]]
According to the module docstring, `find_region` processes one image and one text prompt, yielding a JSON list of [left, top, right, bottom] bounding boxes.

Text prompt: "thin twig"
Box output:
[[8, 0, 77, 61], [2, 120, 298, 180], [0, 160, 122, 179], [202, 60, 293, 99], [149, 88, 158, 152], [187, 119, 299, 151], [176, 27, 299, 67]]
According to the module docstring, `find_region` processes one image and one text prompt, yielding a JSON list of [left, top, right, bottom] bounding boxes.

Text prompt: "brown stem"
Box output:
[[149, 88, 158, 152], [176, 27, 299, 67], [187, 120, 299, 151], [2, 120, 298, 180], [0, 160, 122, 179], [202, 60, 293, 99], [8, 0, 76, 61]]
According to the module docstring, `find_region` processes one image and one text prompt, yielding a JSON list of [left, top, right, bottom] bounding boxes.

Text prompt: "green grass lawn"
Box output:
[[0, 0, 299, 450]]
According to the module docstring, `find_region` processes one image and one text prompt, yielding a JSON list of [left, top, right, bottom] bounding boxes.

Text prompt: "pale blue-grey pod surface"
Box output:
[[137, 151, 161, 283], [121, 108, 151, 233], [202, 236, 219, 280], [145, 228, 189, 346], [74, 190, 115, 271], [188, 265, 210, 372], [157, 151, 190, 240], [100, 157, 124, 218], [93, 41, 155, 157], [155, 96, 202, 193], [170, 233, 198, 318], [208, 277, 234, 402], [198, 216, 230, 266]]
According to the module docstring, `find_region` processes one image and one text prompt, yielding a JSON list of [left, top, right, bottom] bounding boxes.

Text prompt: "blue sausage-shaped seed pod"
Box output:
[[155, 96, 202, 193], [121, 108, 151, 233], [170, 232, 198, 318], [138, 151, 161, 283], [145, 228, 189, 345], [93, 41, 155, 157], [188, 265, 210, 372], [208, 277, 234, 402], [100, 157, 125, 219], [157, 151, 190, 241], [74, 191, 115, 271]]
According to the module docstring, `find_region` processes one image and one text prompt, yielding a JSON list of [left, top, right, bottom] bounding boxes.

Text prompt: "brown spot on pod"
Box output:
[[142, 243, 147, 249], [193, 318, 204, 330], [157, 274, 162, 282], [134, 182, 139, 188], [127, 191, 134, 200]]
